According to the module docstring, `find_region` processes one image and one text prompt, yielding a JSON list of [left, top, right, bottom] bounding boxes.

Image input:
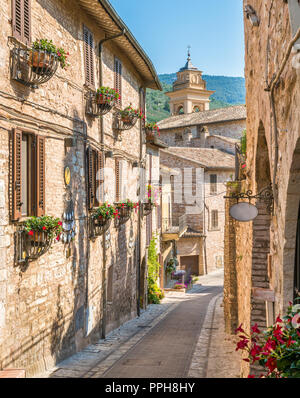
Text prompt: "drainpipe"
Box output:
[[137, 86, 144, 317], [203, 178, 208, 275], [98, 29, 126, 340]]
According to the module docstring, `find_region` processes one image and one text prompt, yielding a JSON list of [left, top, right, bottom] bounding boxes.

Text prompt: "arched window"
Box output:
[[177, 106, 184, 115], [193, 106, 200, 113]]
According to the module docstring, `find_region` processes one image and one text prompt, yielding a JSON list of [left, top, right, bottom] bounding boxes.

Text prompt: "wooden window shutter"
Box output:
[[12, 0, 31, 45], [212, 210, 218, 229], [96, 151, 104, 205], [114, 58, 122, 107], [87, 147, 94, 210], [36, 135, 45, 217], [12, 128, 22, 221], [83, 26, 94, 87], [115, 159, 120, 202]]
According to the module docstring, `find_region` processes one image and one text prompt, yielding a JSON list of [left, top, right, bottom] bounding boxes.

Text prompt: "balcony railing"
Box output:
[[162, 214, 187, 238]]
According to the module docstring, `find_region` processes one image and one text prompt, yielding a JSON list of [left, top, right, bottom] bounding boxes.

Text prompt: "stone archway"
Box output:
[[282, 138, 300, 309], [251, 122, 272, 330]]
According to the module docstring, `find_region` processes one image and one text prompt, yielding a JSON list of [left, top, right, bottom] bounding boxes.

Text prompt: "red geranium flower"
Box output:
[[28, 230, 34, 236]]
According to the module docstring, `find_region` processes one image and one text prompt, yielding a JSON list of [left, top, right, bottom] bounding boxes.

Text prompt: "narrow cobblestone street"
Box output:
[[36, 270, 240, 378]]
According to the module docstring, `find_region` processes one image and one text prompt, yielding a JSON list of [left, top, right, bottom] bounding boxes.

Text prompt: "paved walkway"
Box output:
[[36, 269, 241, 378]]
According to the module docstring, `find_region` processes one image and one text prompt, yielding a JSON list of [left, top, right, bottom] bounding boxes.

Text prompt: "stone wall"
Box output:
[[159, 120, 245, 148], [0, 0, 150, 376], [223, 0, 300, 377]]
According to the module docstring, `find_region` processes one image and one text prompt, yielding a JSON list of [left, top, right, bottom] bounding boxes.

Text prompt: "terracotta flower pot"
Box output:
[[28, 51, 49, 68], [146, 129, 156, 140], [121, 115, 132, 123]]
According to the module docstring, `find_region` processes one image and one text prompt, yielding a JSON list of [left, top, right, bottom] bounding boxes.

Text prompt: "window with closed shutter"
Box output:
[[211, 210, 219, 230], [115, 159, 120, 202], [210, 174, 217, 194], [11, 129, 45, 220], [12, 0, 31, 45], [114, 57, 122, 107], [87, 147, 103, 209], [83, 26, 95, 87]]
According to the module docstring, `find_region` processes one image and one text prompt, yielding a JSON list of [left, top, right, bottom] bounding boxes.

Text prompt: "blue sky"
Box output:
[[108, 0, 245, 77]]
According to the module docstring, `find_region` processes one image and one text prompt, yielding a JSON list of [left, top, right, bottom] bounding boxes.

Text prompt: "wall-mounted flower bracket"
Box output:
[[15, 228, 52, 267], [114, 204, 133, 227], [142, 201, 154, 217], [113, 111, 138, 132], [89, 216, 111, 238], [85, 90, 116, 117], [10, 44, 59, 87]]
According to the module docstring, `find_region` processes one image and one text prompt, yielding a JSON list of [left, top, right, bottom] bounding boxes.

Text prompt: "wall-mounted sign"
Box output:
[[225, 184, 274, 222], [229, 202, 259, 222], [64, 166, 71, 186]]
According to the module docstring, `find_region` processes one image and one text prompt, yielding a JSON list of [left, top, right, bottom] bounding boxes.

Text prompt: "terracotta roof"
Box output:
[[161, 147, 235, 170], [157, 105, 246, 130]]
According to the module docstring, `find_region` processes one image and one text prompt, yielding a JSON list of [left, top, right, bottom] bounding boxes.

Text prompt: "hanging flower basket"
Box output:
[[114, 200, 138, 226], [16, 216, 62, 264], [115, 105, 145, 131], [145, 122, 160, 143], [90, 203, 118, 238], [11, 38, 68, 87]]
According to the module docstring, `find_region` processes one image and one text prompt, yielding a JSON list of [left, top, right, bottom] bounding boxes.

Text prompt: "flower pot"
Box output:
[[145, 129, 156, 141], [121, 115, 132, 123], [28, 51, 54, 75]]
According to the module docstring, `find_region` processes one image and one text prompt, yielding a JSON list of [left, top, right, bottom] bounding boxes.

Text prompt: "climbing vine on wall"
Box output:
[[147, 235, 164, 304]]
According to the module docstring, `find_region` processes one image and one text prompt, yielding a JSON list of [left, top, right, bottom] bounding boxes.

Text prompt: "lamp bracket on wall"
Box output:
[[225, 184, 274, 221], [244, 5, 260, 26]]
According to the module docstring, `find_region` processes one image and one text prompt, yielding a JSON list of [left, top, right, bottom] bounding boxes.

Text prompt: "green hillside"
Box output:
[[146, 73, 245, 123]]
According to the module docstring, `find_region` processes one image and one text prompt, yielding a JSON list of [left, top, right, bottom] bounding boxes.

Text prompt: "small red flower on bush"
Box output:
[[235, 301, 300, 378]]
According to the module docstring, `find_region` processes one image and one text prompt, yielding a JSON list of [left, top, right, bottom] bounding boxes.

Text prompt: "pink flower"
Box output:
[[236, 338, 249, 351], [235, 324, 245, 334], [251, 323, 261, 334]]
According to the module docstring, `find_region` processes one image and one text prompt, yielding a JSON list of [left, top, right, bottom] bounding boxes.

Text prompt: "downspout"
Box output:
[[137, 86, 144, 317], [203, 179, 208, 275], [98, 29, 126, 339]]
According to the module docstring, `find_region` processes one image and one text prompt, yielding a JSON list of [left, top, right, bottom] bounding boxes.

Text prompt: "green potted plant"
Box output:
[[95, 87, 120, 105], [119, 105, 145, 124], [92, 203, 119, 225], [145, 121, 160, 140], [29, 39, 69, 71], [115, 199, 138, 218], [23, 215, 63, 242]]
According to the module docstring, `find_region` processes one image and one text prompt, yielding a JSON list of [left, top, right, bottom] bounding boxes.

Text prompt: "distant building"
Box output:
[[158, 54, 246, 276]]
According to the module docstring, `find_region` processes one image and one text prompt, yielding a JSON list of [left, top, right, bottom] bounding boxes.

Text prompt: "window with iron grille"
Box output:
[[114, 57, 122, 107], [211, 210, 219, 230], [11, 129, 45, 221], [83, 25, 95, 87], [210, 174, 217, 194], [12, 0, 31, 45]]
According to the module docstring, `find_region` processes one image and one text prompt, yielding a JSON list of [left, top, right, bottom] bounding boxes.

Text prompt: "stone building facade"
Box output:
[[0, 0, 161, 376], [223, 0, 300, 377], [158, 55, 246, 275]]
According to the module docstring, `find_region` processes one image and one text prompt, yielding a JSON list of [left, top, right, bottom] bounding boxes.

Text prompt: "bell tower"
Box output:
[[166, 47, 214, 115]]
